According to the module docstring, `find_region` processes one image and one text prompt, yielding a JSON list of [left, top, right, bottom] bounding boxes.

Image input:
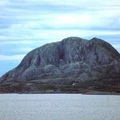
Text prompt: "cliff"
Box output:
[[0, 37, 120, 93]]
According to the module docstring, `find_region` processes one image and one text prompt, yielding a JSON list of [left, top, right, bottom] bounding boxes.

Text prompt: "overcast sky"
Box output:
[[0, 0, 120, 76]]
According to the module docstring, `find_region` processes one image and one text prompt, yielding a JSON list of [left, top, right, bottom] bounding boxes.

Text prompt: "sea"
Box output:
[[0, 94, 120, 120]]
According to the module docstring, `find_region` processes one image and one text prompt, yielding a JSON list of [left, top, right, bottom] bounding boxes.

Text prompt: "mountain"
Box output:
[[0, 37, 120, 93]]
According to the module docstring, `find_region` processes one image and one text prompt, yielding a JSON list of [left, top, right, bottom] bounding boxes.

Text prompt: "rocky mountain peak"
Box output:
[[0, 37, 120, 83]]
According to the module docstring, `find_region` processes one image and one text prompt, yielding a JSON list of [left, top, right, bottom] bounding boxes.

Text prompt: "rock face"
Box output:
[[0, 37, 120, 84]]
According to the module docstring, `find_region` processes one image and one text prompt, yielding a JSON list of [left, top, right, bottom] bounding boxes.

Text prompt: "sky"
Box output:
[[0, 0, 120, 76]]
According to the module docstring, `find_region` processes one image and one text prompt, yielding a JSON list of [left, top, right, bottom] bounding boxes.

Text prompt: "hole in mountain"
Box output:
[[59, 52, 64, 60]]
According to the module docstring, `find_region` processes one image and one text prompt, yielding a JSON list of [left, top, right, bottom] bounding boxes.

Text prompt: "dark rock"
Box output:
[[0, 37, 120, 85]]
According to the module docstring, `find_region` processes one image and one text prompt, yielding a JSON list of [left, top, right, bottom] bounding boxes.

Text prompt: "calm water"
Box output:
[[0, 94, 120, 120]]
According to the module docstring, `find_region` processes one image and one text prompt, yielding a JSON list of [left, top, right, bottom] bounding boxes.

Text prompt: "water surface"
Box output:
[[0, 94, 120, 120]]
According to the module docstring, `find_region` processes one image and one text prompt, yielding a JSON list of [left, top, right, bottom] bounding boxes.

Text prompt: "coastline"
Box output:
[[0, 90, 120, 95]]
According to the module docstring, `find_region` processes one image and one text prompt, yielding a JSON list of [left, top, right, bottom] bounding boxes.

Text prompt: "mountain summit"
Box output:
[[0, 37, 120, 93]]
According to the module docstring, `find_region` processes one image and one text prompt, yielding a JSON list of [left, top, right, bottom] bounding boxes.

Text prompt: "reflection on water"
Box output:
[[0, 94, 120, 120]]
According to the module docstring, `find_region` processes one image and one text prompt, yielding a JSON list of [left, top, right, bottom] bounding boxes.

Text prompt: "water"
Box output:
[[0, 94, 120, 120]]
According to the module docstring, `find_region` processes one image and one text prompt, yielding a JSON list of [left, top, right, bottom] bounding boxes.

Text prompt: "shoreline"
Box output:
[[0, 90, 120, 95]]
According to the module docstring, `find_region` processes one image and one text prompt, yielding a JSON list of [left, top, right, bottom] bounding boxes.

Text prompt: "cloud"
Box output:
[[0, 0, 10, 6], [1, 0, 120, 30], [112, 44, 120, 53], [0, 54, 25, 61], [113, 44, 120, 49], [0, 40, 34, 45], [0, 60, 21, 76]]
